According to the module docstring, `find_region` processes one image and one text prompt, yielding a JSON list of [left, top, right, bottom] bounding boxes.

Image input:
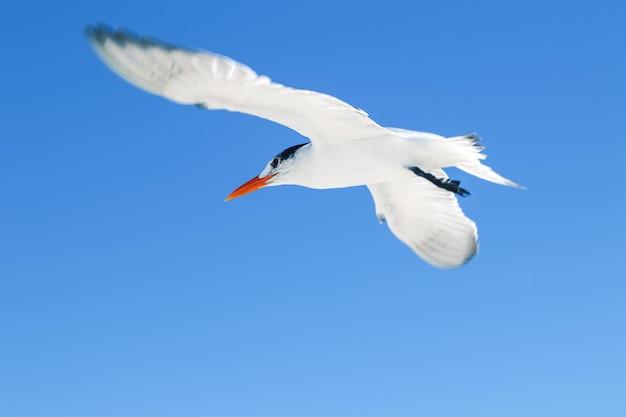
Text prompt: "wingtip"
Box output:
[[84, 23, 97, 42], [84, 23, 118, 53], [84, 22, 109, 41], [84, 23, 143, 47]]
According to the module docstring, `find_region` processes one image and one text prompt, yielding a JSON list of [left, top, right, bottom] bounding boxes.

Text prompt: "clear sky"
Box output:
[[2, 1, 625, 416]]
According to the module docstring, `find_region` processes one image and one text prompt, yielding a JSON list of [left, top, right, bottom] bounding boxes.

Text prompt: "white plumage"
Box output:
[[86, 24, 521, 268]]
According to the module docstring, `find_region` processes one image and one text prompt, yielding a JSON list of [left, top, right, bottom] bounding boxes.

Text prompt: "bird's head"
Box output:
[[225, 143, 309, 201]]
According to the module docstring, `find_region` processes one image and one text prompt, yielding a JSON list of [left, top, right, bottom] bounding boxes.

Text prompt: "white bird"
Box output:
[[85, 24, 521, 269]]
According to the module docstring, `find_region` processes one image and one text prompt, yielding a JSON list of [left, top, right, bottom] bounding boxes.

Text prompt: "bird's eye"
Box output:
[[270, 158, 279, 169]]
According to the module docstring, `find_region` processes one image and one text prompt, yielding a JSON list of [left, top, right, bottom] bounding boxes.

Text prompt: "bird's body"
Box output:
[[263, 133, 477, 189], [86, 24, 521, 268]]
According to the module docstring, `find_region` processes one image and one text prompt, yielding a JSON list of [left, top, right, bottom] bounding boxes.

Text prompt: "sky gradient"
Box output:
[[2, 1, 625, 416]]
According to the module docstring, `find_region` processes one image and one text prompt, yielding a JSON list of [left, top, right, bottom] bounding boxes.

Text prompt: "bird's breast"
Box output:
[[288, 137, 413, 189]]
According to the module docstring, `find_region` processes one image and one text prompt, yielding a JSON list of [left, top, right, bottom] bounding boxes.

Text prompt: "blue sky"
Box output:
[[2, 1, 625, 416]]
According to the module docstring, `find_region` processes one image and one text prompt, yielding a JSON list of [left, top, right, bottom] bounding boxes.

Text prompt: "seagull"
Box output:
[[85, 24, 521, 269]]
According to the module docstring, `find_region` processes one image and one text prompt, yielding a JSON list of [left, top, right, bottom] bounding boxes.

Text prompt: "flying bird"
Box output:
[[85, 24, 521, 269]]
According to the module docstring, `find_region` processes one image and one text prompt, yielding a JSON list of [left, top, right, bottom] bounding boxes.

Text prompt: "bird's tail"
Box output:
[[388, 128, 522, 188], [445, 133, 522, 188]]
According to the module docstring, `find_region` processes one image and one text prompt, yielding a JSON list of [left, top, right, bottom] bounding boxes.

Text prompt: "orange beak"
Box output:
[[225, 173, 277, 201]]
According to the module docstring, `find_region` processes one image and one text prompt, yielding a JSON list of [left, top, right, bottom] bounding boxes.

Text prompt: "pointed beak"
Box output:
[[225, 173, 277, 201]]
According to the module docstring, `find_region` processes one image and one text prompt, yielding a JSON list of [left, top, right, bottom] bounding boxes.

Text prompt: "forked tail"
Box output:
[[390, 128, 523, 189], [447, 133, 523, 188]]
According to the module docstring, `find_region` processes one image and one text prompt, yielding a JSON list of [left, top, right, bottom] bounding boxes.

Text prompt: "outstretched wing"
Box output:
[[86, 24, 388, 145], [367, 171, 478, 268]]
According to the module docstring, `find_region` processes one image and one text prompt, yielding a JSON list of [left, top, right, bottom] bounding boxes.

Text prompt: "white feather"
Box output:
[[86, 25, 387, 146], [368, 177, 478, 269]]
